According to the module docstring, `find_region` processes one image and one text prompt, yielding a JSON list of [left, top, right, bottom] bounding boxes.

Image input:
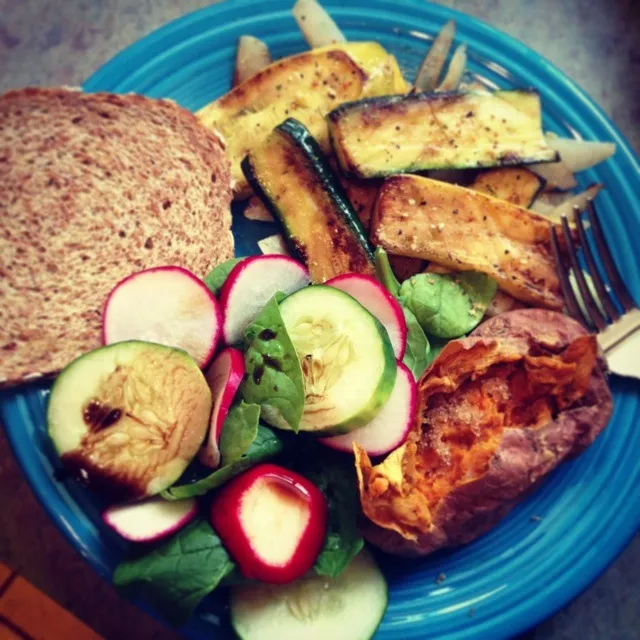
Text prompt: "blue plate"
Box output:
[[2, 1, 639, 638]]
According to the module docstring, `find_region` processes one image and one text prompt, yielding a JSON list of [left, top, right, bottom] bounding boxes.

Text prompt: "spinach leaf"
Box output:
[[402, 307, 431, 380], [203, 258, 243, 295], [425, 335, 449, 367], [113, 520, 234, 626], [285, 445, 364, 579], [374, 248, 430, 379], [311, 461, 364, 579], [374, 247, 401, 297], [219, 401, 260, 465], [161, 426, 283, 500], [399, 272, 497, 339], [240, 295, 305, 432]]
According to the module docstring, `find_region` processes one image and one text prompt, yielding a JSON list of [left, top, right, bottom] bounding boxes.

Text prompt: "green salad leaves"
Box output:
[[399, 272, 497, 338], [374, 248, 430, 379], [374, 247, 401, 297], [114, 520, 234, 626], [162, 424, 283, 501], [311, 463, 364, 579], [240, 294, 305, 431], [374, 248, 498, 377], [283, 439, 364, 579], [203, 258, 244, 295], [401, 307, 431, 380], [219, 401, 261, 465], [161, 400, 282, 501]]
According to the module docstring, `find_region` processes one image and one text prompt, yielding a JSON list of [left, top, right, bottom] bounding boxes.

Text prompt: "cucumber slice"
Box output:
[[47, 341, 211, 500], [231, 549, 387, 640], [279, 285, 396, 434]]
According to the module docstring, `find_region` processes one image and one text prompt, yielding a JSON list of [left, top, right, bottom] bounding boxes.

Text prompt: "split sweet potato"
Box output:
[[355, 309, 613, 556]]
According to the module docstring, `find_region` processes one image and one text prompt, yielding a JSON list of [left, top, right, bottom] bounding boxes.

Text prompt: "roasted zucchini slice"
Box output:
[[199, 43, 408, 198], [328, 90, 558, 178], [329, 157, 381, 230], [242, 118, 374, 283], [470, 167, 545, 208], [370, 174, 564, 309]]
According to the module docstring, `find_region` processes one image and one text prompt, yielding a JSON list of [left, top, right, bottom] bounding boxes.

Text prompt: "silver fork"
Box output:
[[550, 201, 640, 380]]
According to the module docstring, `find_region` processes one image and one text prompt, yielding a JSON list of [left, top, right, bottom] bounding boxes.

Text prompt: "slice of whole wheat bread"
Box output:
[[0, 87, 233, 387]]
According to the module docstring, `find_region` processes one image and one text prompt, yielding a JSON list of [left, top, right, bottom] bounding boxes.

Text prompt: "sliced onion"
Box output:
[[258, 234, 290, 256], [414, 20, 455, 92], [530, 183, 603, 219], [529, 160, 577, 191], [292, 0, 346, 48], [547, 184, 603, 219], [546, 136, 616, 173], [436, 44, 467, 92], [233, 35, 272, 87], [244, 196, 275, 222]]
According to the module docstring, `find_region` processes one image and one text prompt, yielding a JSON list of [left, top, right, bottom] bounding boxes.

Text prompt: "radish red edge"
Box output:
[[219, 255, 310, 345], [325, 273, 407, 359], [103, 497, 198, 542], [321, 361, 417, 457], [102, 265, 222, 369], [210, 463, 327, 584], [199, 347, 246, 468]]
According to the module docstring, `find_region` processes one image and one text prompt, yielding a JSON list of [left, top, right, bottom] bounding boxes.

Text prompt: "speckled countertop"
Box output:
[[0, 1, 638, 639]]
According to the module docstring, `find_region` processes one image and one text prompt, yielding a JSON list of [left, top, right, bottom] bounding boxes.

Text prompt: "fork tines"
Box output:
[[549, 201, 637, 331]]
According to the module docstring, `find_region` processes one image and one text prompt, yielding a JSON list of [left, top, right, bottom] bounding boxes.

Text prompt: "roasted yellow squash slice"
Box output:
[[370, 174, 564, 309], [470, 167, 545, 208], [199, 43, 409, 198]]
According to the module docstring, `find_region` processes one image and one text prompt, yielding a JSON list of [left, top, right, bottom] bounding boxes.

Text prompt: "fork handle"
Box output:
[[599, 308, 640, 379]]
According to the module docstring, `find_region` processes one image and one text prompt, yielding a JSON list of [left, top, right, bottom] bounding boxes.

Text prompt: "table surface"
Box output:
[[0, 1, 638, 639]]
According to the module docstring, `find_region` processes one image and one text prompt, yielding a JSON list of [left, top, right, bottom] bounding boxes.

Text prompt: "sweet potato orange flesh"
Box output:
[[355, 310, 611, 556], [413, 335, 596, 509]]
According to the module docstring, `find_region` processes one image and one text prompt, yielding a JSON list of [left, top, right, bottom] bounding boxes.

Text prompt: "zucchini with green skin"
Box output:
[[328, 90, 558, 178], [470, 167, 545, 208], [199, 43, 408, 198], [242, 118, 374, 283]]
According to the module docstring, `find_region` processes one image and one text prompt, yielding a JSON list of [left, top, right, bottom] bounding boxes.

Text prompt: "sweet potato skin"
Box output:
[[357, 310, 613, 557]]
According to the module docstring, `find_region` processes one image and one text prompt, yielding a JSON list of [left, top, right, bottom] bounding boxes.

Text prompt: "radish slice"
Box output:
[[220, 255, 310, 345], [103, 497, 197, 542], [211, 463, 327, 584], [103, 266, 221, 368], [322, 362, 417, 457], [325, 273, 408, 359], [199, 348, 245, 468]]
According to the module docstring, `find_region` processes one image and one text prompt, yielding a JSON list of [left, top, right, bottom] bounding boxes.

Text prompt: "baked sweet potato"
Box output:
[[355, 309, 613, 556]]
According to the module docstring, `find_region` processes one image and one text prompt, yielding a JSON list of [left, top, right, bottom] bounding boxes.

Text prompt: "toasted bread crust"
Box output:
[[0, 88, 233, 386]]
